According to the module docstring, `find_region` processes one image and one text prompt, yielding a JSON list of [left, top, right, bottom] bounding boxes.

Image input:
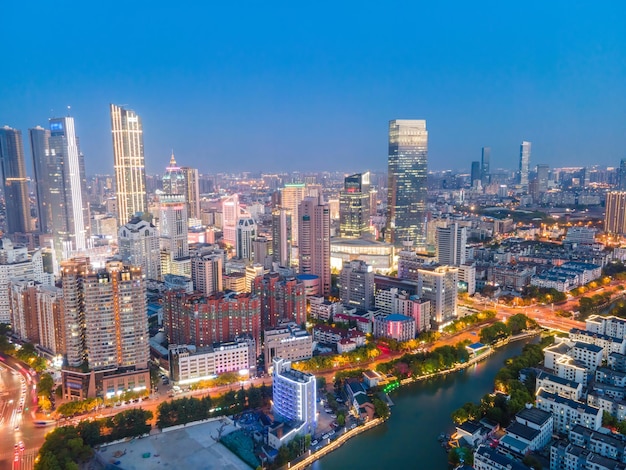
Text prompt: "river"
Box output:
[[311, 338, 537, 469]]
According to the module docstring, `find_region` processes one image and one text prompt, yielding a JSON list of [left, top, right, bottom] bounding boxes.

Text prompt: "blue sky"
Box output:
[[1, 1, 625, 175]]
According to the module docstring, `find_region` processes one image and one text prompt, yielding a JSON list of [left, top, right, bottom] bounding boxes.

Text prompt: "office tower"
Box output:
[[605, 192, 626, 235], [518, 141, 531, 187], [0, 127, 30, 234], [272, 208, 292, 266], [182, 167, 200, 220], [221, 194, 240, 247], [298, 196, 331, 296], [619, 159, 626, 191], [386, 119, 428, 247], [536, 164, 550, 193], [236, 217, 256, 260], [162, 152, 185, 195], [191, 251, 224, 295], [481, 147, 491, 187], [253, 272, 307, 327], [417, 266, 458, 325], [470, 161, 481, 188], [41, 116, 90, 261], [253, 236, 271, 269], [436, 223, 467, 266], [164, 290, 261, 348], [159, 194, 190, 277], [338, 260, 375, 310], [0, 238, 45, 324], [118, 217, 161, 280], [30, 126, 53, 233], [280, 183, 306, 245], [110, 104, 148, 225], [271, 357, 317, 440], [339, 172, 370, 238], [61, 258, 149, 369]]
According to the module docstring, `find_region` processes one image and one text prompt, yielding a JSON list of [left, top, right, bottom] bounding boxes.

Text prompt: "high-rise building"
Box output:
[[159, 194, 190, 278], [236, 217, 256, 260], [280, 183, 306, 245], [619, 159, 626, 191], [470, 161, 481, 188], [605, 192, 626, 235], [164, 290, 261, 349], [339, 172, 370, 238], [536, 164, 550, 193], [518, 141, 531, 188], [191, 250, 224, 295], [0, 127, 31, 234], [272, 208, 292, 267], [386, 119, 428, 247], [417, 266, 458, 325], [35, 284, 65, 356], [338, 260, 375, 310], [436, 223, 467, 266], [29, 126, 54, 234], [481, 147, 491, 187], [118, 217, 161, 280], [0, 238, 46, 324], [162, 152, 185, 195], [39, 116, 90, 262], [298, 196, 331, 296], [8, 278, 40, 344], [221, 194, 240, 247], [61, 258, 148, 370], [271, 357, 317, 444], [181, 167, 200, 220], [253, 272, 307, 328], [110, 104, 148, 225]]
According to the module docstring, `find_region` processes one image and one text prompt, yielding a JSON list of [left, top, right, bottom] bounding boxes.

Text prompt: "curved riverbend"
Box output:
[[311, 337, 537, 469]]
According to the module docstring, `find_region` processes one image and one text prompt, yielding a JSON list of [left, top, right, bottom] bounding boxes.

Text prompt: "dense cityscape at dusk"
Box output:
[[2, 2, 626, 470]]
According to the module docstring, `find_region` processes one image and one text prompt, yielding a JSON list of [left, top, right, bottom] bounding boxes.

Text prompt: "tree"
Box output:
[[372, 397, 390, 419], [38, 395, 52, 412], [35, 427, 93, 470], [336, 413, 346, 427], [38, 373, 55, 397]]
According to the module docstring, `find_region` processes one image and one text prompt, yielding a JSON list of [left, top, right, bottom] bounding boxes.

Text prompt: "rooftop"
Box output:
[[516, 406, 553, 426]]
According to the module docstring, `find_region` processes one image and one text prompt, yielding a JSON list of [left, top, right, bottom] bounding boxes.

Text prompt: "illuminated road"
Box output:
[[0, 358, 48, 470]]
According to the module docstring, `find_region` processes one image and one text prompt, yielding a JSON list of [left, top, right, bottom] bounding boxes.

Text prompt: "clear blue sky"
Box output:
[[1, 1, 625, 175]]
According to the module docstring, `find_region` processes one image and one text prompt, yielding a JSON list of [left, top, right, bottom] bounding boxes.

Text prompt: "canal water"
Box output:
[[312, 338, 537, 469]]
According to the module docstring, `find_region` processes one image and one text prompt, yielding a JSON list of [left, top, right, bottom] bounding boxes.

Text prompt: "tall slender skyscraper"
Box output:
[[46, 116, 90, 260], [182, 167, 200, 220], [386, 119, 428, 247], [162, 152, 185, 195], [619, 159, 626, 191], [339, 172, 370, 238], [470, 161, 481, 188], [110, 104, 148, 225], [0, 127, 31, 234], [298, 196, 330, 296], [605, 192, 626, 236], [518, 141, 531, 188], [272, 208, 292, 267], [280, 183, 306, 245], [29, 126, 55, 234], [481, 147, 491, 187]]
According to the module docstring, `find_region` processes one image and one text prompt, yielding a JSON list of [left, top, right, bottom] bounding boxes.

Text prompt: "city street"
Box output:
[[0, 358, 48, 470]]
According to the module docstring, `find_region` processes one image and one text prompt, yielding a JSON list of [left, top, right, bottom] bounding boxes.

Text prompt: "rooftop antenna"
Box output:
[[67, 105, 71, 117]]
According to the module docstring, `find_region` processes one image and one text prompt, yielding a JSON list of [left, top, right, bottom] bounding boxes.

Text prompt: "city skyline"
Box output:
[[1, 3, 625, 175]]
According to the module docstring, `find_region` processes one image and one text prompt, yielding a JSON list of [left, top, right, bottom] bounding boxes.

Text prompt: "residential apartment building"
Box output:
[[263, 324, 312, 370]]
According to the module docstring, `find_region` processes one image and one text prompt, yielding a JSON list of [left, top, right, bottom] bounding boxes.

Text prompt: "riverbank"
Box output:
[[286, 330, 541, 470]]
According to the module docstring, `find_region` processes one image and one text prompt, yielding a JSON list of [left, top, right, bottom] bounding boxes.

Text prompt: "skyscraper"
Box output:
[[0, 127, 30, 234], [118, 217, 161, 280], [619, 159, 626, 191], [436, 223, 467, 266], [339, 172, 370, 238], [280, 183, 306, 245], [29, 126, 56, 235], [386, 119, 428, 248], [46, 116, 90, 260], [159, 194, 189, 275], [221, 194, 240, 247], [182, 167, 200, 220], [518, 141, 531, 188], [298, 196, 330, 296], [162, 152, 186, 195], [481, 147, 491, 187], [272, 208, 292, 267], [236, 217, 256, 260], [110, 104, 148, 225], [470, 161, 481, 188], [536, 164, 550, 193], [605, 192, 626, 236], [339, 260, 375, 310]]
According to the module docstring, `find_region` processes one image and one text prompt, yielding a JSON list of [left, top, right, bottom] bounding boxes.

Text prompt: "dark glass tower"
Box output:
[[0, 126, 31, 234], [339, 171, 370, 238], [481, 146, 491, 186], [386, 120, 428, 248]]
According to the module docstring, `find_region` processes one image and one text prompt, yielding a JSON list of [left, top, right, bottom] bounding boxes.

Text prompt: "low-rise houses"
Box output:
[[536, 390, 602, 434], [499, 407, 553, 456], [312, 324, 366, 350], [536, 370, 583, 401], [474, 445, 532, 470]]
